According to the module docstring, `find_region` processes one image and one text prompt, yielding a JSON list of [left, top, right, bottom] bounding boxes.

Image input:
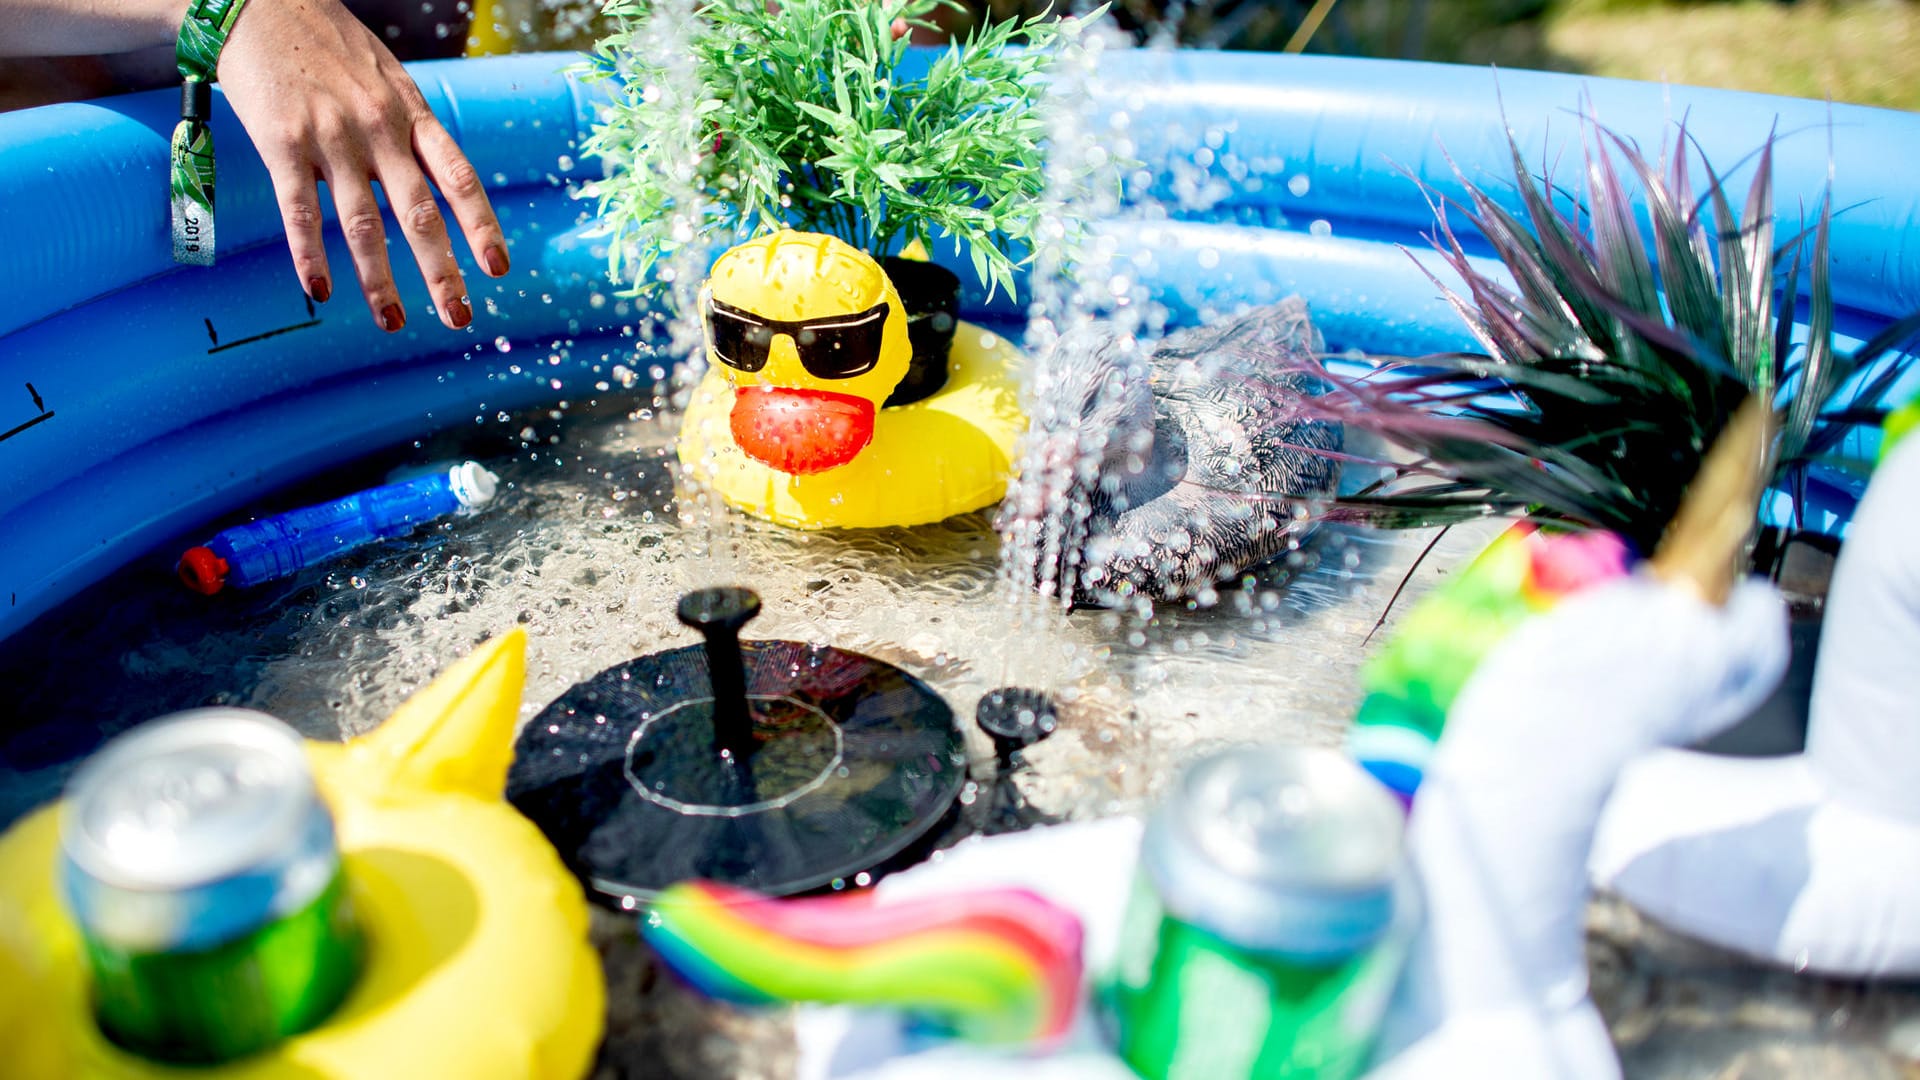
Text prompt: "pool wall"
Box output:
[[1, 50, 1915, 644]]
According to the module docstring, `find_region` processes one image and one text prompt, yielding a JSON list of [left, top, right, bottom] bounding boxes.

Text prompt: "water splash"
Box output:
[[996, 9, 1138, 667], [597, 0, 745, 590]]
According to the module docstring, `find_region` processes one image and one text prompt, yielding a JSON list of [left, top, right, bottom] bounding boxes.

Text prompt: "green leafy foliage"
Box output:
[[582, 0, 1105, 298], [1311, 117, 1920, 552]]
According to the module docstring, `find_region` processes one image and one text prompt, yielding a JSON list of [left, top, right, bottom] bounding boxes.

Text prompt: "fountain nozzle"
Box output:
[[677, 587, 762, 766], [975, 687, 1057, 772]]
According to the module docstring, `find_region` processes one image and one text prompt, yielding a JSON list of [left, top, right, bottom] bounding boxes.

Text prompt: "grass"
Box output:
[[474, 0, 1919, 110], [1341, 0, 1920, 109], [1532, 0, 1920, 110]]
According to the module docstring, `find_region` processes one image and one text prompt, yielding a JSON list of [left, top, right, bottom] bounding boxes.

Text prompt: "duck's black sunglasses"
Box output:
[[703, 295, 891, 380]]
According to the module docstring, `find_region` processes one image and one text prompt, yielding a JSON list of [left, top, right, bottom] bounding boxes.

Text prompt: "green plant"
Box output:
[[1309, 119, 1920, 553], [583, 0, 1104, 298]]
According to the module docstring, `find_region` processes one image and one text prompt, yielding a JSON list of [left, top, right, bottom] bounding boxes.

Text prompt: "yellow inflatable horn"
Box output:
[[0, 627, 604, 1079]]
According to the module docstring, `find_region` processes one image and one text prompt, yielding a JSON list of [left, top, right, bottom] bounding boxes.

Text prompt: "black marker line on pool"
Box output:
[[204, 295, 323, 355], [0, 383, 53, 445], [207, 320, 322, 354]]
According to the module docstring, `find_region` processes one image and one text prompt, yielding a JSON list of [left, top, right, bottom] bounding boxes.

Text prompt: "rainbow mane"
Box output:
[[642, 880, 1084, 1044], [1349, 522, 1632, 804]]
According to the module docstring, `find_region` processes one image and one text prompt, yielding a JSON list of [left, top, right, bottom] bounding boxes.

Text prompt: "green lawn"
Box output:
[[1526, 0, 1919, 109], [484, 0, 1920, 111], [1341, 0, 1920, 109]]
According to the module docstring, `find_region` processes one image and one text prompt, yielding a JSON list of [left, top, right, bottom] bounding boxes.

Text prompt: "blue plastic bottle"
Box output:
[[178, 462, 498, 594]]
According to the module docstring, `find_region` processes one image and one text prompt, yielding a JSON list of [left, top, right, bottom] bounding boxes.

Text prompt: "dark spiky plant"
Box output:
[[1308, 118, 1920, 554]]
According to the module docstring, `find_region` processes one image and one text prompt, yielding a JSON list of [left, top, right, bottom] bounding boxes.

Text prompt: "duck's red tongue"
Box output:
[[729, 386, 877, 475]]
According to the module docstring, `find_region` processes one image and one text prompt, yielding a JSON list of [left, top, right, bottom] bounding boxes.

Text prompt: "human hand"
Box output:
[[215, 0, 508, 332]]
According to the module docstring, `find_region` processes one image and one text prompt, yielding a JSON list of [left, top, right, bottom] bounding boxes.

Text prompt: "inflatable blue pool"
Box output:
[[2, 50, 1916, 645]]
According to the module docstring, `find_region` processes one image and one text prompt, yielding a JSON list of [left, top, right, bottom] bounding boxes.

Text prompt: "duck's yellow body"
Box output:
[[0, 629, 604, 1079], [676, 231, 1026, 530]]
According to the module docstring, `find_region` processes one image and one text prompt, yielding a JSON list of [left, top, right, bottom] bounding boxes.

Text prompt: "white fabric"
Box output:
[[1592, 436, 1920, 977]]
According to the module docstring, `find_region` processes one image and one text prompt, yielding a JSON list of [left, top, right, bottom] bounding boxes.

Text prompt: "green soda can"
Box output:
[[59, 708, 363, 1065], [1103, 746, 1414, 1080]]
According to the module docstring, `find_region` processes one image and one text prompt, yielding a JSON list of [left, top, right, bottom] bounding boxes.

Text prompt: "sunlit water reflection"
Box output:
[[2, 395, 1915, 1078], [0, 394, 1494, 827]]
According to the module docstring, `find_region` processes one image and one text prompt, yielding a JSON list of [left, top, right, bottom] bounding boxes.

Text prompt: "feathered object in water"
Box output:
[[1000, 299, 1343, 606], [1310, 114, 1920, 553]]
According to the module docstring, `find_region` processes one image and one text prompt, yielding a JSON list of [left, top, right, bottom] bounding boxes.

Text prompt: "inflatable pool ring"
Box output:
[[1592, 431, 1920, 977], [0, 628, 605, 1078], [4, 55, 1914, 645], [676, 231, 1026, 529], [1011, 299, 1345, 604], [1347, 523, 1632, 804]]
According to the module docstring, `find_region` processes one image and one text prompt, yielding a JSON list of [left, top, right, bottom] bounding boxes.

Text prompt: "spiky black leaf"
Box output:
[[1318, 116, 1917, 551]]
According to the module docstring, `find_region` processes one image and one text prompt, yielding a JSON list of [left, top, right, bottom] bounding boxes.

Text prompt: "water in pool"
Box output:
[[0, 382, 1478, 826], [3, 386, 1916, 1077]]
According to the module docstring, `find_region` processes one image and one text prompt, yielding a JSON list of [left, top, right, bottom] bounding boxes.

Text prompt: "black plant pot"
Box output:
[[1688, 527, 1840, 757], [878, 256, 961, 408]]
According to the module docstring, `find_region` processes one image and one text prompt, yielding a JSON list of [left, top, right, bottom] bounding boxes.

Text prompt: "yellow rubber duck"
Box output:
[[677, 230, 1026, 529], [0, 628, 604, 1079]]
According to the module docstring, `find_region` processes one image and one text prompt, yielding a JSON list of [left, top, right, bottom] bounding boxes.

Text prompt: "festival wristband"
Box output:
[[170, 0, 252, 266]]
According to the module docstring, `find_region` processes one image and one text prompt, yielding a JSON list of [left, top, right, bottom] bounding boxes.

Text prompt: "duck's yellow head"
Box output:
[[703, 231, 912, 475]]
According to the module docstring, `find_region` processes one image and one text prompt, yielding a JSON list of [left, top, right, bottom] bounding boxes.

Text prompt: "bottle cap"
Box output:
[[449, 461, 499, 509], [177, 546, 230, 595]]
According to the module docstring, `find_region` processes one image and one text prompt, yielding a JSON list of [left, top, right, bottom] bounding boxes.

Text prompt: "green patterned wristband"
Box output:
[[170, 0, 252, 266]]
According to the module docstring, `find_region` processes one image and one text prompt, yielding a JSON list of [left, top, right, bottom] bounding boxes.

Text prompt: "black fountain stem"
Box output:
[[678, 587, 763, 766], [975, 686, 1060, 834]]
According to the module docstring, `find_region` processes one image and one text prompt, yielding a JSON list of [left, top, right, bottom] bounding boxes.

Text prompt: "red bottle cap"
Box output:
[[178, 546, 230, 595]]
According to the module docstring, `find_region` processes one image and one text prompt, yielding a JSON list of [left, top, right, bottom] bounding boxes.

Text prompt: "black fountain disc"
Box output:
[[506, 637, 965, 908]]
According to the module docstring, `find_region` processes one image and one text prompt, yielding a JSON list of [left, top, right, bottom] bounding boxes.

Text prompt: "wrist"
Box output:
[[175, 0, 257, 81]]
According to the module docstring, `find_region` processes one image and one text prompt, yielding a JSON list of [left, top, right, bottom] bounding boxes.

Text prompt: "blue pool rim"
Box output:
[[1, 50, 1916, 644]]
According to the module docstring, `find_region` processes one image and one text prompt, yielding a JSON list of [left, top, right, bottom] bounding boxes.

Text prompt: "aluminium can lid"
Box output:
[[1143, 745, 1406, 960], [61, 708, 321, 893]]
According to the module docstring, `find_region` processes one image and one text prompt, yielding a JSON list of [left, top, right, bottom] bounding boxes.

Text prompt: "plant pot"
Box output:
[[1688, 527, 1839, 757], [878, 255, 960, 408]]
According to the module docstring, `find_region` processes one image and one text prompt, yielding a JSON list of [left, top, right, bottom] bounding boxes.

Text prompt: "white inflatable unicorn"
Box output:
[[1370, 574, 1788, 1077], [1591, 434, 1920, 977], [781, 570, 1789, 1079]]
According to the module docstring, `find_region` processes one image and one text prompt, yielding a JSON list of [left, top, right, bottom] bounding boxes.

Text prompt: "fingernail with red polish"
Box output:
[[447, 298, 471, 329], [381, 304, 405, 333], [309, 277, 331, 303], [483, 245, 510, 277]]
